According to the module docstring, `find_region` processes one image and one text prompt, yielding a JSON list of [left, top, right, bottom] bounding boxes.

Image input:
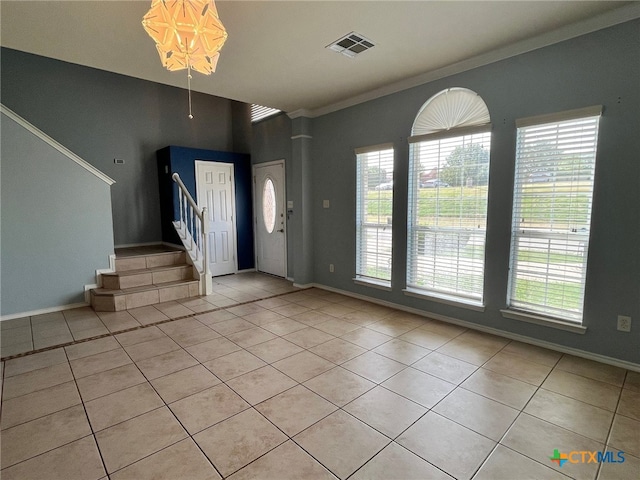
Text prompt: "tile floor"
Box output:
[[1, 275, 639, 479]]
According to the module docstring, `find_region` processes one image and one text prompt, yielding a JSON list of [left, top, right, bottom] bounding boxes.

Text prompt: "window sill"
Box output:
[[501, 309, 587, 334], [403, 288, 485, 312], [353, 278, 392, 292]]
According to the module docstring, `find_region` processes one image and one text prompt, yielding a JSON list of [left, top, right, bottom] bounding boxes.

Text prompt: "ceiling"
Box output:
[[1, 1, 639, 117]]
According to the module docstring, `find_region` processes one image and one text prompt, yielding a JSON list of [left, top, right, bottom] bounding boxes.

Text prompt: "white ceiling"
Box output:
[[2, 1, 639, 117]]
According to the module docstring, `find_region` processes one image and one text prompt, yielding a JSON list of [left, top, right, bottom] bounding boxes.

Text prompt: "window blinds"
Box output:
[[508, 107, 601, 322], [407, 130, 491, 302], [356, 145, 394, 285]]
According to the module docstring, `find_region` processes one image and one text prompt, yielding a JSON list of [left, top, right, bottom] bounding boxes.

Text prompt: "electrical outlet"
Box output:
[[617, 315, 631, 332], [329, 264, 334, 273]]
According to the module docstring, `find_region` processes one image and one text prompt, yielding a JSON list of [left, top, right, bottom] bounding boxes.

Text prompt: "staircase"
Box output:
[[90, 249, 200, 311]]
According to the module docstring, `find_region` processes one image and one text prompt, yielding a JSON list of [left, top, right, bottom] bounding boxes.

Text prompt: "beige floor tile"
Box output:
[[382, 367, 455, 408], [203, 349, 266, 381], [97, 311, 141, 332], [542, 369, 621, 411], [227, 440, 336, 480], [342, 351, 406, 384], [70, 348, 132, 379], [157, 317, 206, 335], [4, 348, 67, 377], [0, 405, 91, 468], [412, 351, 478, 384], [344, 386, 427, 438], [623, 371, 640, 392], [461, 368, 537, 409], [0, 435, 105, 480], [294, 410, 389, 479], [502, 413, 603, 480], [195, 309, 237, 325], [304, 366, 376, 406], [65, 336, 120, 361], [164, 324, 221, 348], [195, 408, 287, 477], [373, 338, 431, 365], [226, 365, 298, 405], [1, 381, 81, 429], [398, 328, 455, 350], [169, 383, 250, 434], [366, 319, 416, 337], [418, 320, 467, 337], [608, 414, 640, 457], [310, 338, 367, 364], [436, 338, 502, 366], [226, 303, 268, 316], [617, 388, 640, 420], [111, 438, 221, 480], [71, 326, 110, 340], [501, 341, 563, 367], [76, 363, 146, 401], [1, 325, 33, 346], [261, 317, 308, 335], [524, 388, 614, 443], [1, 316, 31, 330], [316, 303, 357, 319], [2, 362, 73, 400], [473, 445, 567, 480], [126, 305, 170, 325], [255, 296, 292, 309], [66, 317, 106, 334], [273, 350, 335, 382], [283, 327, 336, 349], [246, 337, 304, 363], [455, 330, 510, 350], [340, 327, 393, 349], [33, 332, 74, 349], [313, 318, 360, 336], [123, 336, 181, 362], [556, 355, 626, 386], [340, 310, 383, 327], [256, 384, 337, 436], [598, 448, 639, 480], [482, 351, 553, 386], [95, 406, 187, 474], [397, 412, 495, 480], [153, 301, 193, 319], [185, 336, 241, 362], [115, 326, 167, 347], [291, 310, 336, 327], [433, 387, 519, 441], [1, 340, 35, 357], [210, 317, 258, 335], [351, 442, 454, 480], [85, 382, 163, 431], [135, 348, 198, 380], [226, 326, 278, 348], [151, 364, 220, 403]]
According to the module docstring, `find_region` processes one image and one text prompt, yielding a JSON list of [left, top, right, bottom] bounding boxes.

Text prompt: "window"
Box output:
[[251, 104, 281, 123], [355, 144, 394, 288], [406, 88, 491, 306], [507, 106, 602, 324], [262, 178, 277, 233]]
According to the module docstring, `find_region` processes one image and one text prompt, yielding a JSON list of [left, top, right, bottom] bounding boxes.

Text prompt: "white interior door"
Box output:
[[254, 161, 286, 277], [196, 161, 237, 276]]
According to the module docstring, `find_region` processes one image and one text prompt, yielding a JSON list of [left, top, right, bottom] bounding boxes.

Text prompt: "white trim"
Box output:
[[287, 109, 312, 119], [1, 104, 116, 185], [501, 309, 587, 334], [292, 282, 314, 289], [516, 105, 602, 128], [408, 124, 492, 144], [300, 5, 640, 118], [354, 143, 394, 155], [290, 134, 313, 140], [84, 253, 117, 302], [403, 288, 485, 312], [306, 282, 639, 372], [1, 302, 89, 322], [353, 278, 392, 292]]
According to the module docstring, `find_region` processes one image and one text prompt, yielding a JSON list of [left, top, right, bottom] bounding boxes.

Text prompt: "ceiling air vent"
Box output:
[[326, 32, 375, 58]]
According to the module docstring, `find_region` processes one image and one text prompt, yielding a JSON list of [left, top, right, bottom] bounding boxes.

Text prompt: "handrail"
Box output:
[[171, 173, 212, 295]]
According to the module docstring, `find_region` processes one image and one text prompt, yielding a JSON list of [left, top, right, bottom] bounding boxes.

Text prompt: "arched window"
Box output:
[[406, 88, 491, 306]]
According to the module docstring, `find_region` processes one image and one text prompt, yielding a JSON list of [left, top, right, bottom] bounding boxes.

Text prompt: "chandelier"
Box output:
[[142, 0, 228, 118]]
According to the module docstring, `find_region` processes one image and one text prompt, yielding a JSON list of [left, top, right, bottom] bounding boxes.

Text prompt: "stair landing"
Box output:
[[91, 246, 200, 311]]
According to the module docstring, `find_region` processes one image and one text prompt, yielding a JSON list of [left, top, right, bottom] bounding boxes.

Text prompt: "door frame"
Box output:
[[195, 160, 239, 275], [253, 159, 287, 277]]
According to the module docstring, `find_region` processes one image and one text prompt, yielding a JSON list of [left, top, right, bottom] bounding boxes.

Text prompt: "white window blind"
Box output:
[[356, 145, 394, 285], [251, 104, 281, 123], [508, 107, 601, 323], [407, 130, 491, 302]]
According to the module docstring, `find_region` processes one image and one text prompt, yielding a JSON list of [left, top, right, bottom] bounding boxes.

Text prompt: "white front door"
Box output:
[[254, 161, 286, 277], [196, 161, 237, 276]]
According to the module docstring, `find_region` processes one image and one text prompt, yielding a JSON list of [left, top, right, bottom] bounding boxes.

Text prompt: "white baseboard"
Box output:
[[1, 302, 90, 322], [114, 241, 163, 249], [237, 268, 257, 274], [311, 282, 640, 373], [84, 253, 117, 303], [293, 282, 314, 289]]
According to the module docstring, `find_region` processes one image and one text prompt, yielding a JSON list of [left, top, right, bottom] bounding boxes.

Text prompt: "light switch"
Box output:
[[323, 200, 330, 208], [287, 200, 294, 209]]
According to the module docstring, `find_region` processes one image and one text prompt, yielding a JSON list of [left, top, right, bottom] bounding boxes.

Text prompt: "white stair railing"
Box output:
[[171, 173, 212, 295]]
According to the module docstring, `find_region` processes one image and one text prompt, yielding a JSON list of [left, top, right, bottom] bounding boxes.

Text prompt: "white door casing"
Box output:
[[195, 161, 237, 276], [254, 161, 286, 277]]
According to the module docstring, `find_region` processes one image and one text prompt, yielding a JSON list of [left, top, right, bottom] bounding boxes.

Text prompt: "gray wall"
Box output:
[[1, 48, 250, 246], [1, 110, 115, 315], [255, 20, 640, 363]]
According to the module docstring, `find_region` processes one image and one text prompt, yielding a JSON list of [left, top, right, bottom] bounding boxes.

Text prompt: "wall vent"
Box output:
[[326, 32, 375, 58]]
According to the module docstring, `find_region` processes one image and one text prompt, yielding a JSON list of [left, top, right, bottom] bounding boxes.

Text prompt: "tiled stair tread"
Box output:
[[102, 264, 192, 278], [92, 279, 199, 296]]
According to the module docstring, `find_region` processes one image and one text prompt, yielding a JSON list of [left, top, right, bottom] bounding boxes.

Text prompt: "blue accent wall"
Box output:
[[157, 146, 254, 271]]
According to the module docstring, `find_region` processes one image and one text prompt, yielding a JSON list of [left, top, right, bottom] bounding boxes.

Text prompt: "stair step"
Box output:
[[114, 251, 187, 272], [91, 279, 200, 312], [102, 264, 194, 290]]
